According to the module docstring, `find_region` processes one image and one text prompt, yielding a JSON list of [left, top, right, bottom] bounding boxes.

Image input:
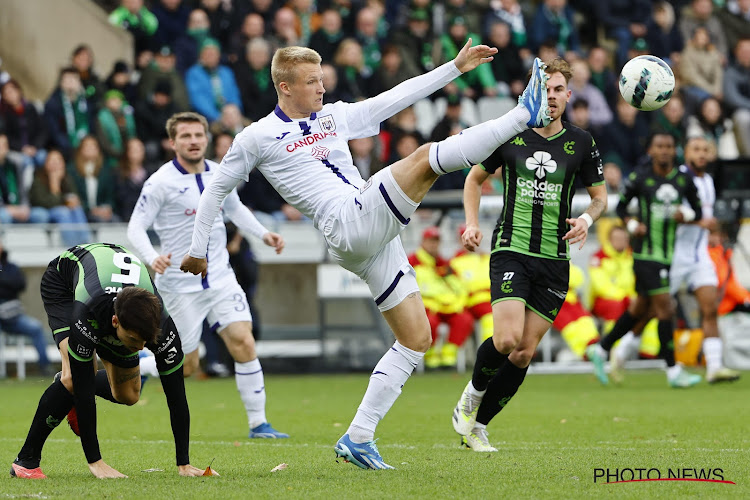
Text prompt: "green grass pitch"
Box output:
[[1, 370, 748, 499]]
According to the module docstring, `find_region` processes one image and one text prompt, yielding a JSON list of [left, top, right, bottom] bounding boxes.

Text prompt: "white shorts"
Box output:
[[670, 246, 718, 295], [323, 168, 420, 311], [160, 277, 252, 354]]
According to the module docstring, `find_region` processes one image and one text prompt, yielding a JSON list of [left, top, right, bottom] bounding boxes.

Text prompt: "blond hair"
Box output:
[[545, 58, 573, 83], [271, 46, 322, 93], [165, 112, 209, 140]]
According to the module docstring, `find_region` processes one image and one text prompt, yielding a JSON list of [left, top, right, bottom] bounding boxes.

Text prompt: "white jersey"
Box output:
[[127, 158, 268, 293], [673, 164, 715, 264]]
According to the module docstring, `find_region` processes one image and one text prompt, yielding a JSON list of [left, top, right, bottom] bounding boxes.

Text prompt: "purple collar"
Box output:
[[172, 158, 210, 174], [274, 104, 317, 122]]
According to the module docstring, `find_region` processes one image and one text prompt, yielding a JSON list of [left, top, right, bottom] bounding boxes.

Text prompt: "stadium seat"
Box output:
[[714, 198, 739, 223], [477, 97, 517, 124], [414, 98, 439, 138], [0, 330, 26, 380]]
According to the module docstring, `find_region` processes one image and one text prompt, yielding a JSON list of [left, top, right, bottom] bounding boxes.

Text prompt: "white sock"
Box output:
[[429, 106, 529, 175], [592, 343, 608, 359], [666, 364, 682, 380], [235, 358, 267, 429], [347, 341, 423, 443], [139, 352, 159, 377], [703, 337, 723, 375], [468, 381, 487, 397], [614, 332, 639, 361]]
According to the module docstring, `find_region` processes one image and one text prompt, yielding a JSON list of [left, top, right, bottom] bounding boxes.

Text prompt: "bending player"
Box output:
[[182, 40, 551, 469], [127, 112, 288, 439], [11, 243, 206, 479]]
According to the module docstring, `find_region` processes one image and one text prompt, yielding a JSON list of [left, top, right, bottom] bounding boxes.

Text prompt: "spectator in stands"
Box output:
[[70, 45, 104, 112], [485, 0, 528, 53], [212, 132, 233, 162], [349, 136, 384, 179], [152, 0, 190, 49], [96, 89, 137, 166], [568, 59, 613, 126], [390, 131, 421, 165], [439, 17, 498, 100], [568, 98, 594, 133], [109, 0, 159, 55], [209, 104, 251, 138], [391, 8, 441, 75], [599, 99, 648, 174], [200, 0, 234, 50], [680, 26, 724, 109], [646, 1, 684, 66], [271, 7, 302, 49], [679, 0, 728, 61], [239, 0, 277, 27], [321, 63, 350, 103], [229, 13, 268, 66], [174, 8, 212, 75], [185, 38, 242, 122], [137, 45, 190, 112], [486, 21, 525, 98], [687, 96, 740, 160], [0, 134, 46, 224], [538, 40, 561, 64], [386, 106, 425, 161], [68, 135, 117, 222], [44, 67, 95, 158], [586, 46, 618, 108], [724, 37, 750, 156], [717, 0, 750, 56], [238, 168, 305, 227], [593, 0, 651, 68], [443, 0, 483, 35], [651, 95, 687, 164], [135, 80, 177, 163], [409, 227, 474, 369], [528, 0, 581, 58], [29, 149, 91, 247], [289, 0, 321, 47], [333, 39, 375, 101], [430, 94, 467, 142], [104, 60, 137, 106], [0, 80, 48, 169], [234, 38, 277, 121], [0, 238, 51, 376], [355, 6, 383, 77], [709, 226, 750, 316], [115, 138, 149, 221], [602, 160, 623, 193], [372, 44, 421, 95], [309, 9, 345, 64]]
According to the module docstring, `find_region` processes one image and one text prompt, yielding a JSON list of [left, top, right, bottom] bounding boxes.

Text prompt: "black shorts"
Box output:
[[490, 250, 569, 322], [633, 259, 671, 296]]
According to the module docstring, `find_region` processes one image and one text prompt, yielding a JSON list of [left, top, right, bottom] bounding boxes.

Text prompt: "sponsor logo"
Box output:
[[184, 208, 196, 216], [563, 141, 575, 155], [74, 320, 98, 343], [46, 416, 61, 429], [501, 281, 513, 293], [156, 330, 176, 354], [104, 286, 122, 294], [311, 145, 330, 160], [103, 335, 123, 347], [87, 318, 99, 329], [76, 344, 92, 358], [549, 307, 559, 316], [655, 183, 678, 204], [360, 178, 372, 193], [319, 114, 336, 132], [511, 136, 526, 146], [275, 131, 290, 140], [517, 177, 564, 204], [355, 197, 362, 210], [178, 187, 189, 194], [285, 131, 337, 152], [547, 288, 566, 299], [164, 346, 178, 364]]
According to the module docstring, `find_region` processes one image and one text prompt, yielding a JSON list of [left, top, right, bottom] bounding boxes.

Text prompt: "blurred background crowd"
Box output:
[[1, 0, 749, 240]]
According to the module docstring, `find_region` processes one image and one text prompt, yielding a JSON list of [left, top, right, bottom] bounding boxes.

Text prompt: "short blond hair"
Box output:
[[165, 112, 209, 140], [271, 46, 322, 93], [545, 58, 573, 83]]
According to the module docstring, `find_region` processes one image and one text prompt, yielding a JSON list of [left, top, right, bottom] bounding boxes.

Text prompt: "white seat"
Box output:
[[414, 99, 439, 138], [477, 97, 517, 124], [0, 330, 26, 380]]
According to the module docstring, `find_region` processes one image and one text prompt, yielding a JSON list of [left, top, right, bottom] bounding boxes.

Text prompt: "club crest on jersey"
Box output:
[[311, 145, 330, 160], [319, 114, 336, 132]]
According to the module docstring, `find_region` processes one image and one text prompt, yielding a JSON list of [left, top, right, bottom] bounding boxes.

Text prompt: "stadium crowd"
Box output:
[[1, 0, 749, 239]]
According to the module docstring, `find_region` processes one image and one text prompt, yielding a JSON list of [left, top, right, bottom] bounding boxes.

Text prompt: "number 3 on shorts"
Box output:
[[111, 253, 142, 285]]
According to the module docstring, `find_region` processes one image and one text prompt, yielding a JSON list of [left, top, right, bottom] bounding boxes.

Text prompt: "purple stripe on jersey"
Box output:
[[378, 183, 410, 225], [172, 158, 189, 174], [375, 270, 405, 306], [204, 160, 210, 171], [310, 112, 317, 120], [433, 143, 447, 174], [274, 105, 292, 122], [209, 322, 220, 332], [196, 173, 205, 193]]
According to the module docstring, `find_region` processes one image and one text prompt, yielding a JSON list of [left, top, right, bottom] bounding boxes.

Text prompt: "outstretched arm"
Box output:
[[348, 39, 497, 134]]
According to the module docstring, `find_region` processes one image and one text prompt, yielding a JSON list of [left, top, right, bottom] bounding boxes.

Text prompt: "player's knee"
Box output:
[[492, 333, 519, 354], [508, 349, 533, 368], [115, 388, 140, 406], [183, 355, 200, 377], [59, 372, 74, 393]]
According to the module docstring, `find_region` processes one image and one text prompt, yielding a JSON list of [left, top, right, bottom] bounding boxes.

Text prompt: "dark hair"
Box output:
[[165, 111, 209, 140], [572, 98, 589, 110], [646, 129, 675, 149], [114, 287, 161, 344], [58, 66, 79, 82]]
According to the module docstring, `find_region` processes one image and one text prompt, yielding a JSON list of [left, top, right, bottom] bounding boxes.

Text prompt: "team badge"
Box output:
[[319, 114, 336, 132]]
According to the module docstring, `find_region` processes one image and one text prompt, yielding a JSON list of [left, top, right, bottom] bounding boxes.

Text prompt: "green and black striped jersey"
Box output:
[[481, 124, 604, 260], [615, 164, 702, 264]]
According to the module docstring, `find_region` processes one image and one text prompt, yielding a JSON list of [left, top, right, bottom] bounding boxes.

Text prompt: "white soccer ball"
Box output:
[[618, 55, 675, 111]]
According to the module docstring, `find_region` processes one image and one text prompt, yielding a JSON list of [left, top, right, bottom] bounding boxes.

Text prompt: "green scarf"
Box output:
[[62, 93, 90, 149]]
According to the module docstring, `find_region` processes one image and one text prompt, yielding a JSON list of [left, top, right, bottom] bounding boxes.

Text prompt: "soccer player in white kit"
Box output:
[[127, 112, 290, 439], [611, 136, 740, 384], [181, 41, 555, 469]]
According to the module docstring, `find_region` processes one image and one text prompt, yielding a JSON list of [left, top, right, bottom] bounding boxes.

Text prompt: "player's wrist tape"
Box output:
[[627, 218, 640, 234], [681, 206, 696, 222], [579, 213, 593, 229]]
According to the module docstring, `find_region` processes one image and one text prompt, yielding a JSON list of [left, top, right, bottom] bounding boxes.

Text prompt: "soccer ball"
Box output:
[[618, 55, 675, 111]]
